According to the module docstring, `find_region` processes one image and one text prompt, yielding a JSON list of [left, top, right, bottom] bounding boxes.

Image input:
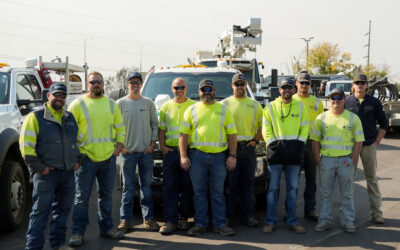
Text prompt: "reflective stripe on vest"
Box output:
[[22, 130, 36, 138], [237, 135, 254, 140], [321, 112, 355, 143], [79, 97, 115, 145], [314, 99, 320, 111], [167, 134, 180, 140]]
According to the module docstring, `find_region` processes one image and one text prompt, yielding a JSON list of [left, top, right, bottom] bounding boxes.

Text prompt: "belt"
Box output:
[[238, 140, 251, 145]]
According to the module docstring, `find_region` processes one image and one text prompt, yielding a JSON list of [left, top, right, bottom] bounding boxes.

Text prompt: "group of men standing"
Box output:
[[19, 68, 387, 249]]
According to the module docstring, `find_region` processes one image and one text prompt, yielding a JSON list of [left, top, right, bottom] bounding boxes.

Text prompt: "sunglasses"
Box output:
[[281, 85, 294, 90], [354, 81, 367, 85], [330, 96, 344, 101], [173, 86, 185, 91], [52, 92, 67, 99], [89, 80, 103, 85], [128, 80, 143, 85], [200, 87, 213, 93], [234, 82, 246, 87], [299, 81, 310, 86]]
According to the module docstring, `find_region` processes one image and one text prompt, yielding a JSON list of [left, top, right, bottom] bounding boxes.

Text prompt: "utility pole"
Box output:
[[84, 36, 93, 88], [364, 20, 371, 68], [301, 37, 314, 71]]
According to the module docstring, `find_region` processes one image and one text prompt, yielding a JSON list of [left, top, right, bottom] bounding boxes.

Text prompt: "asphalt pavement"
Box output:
[[1, 132, 400, 250]]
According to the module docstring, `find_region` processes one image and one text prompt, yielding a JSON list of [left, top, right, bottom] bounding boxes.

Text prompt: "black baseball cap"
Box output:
[[280, 79, 295, 88], [198, 79, 214, 89], [126, 71, 142, 81], [232, 73, 247, 84], [329, 88, 345, 97], [297, 72, 311, 83], [49, 83, 67, 94], [353, 74, 368, 83]]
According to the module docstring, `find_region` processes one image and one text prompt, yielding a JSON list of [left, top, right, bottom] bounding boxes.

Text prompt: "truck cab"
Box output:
[[0, 62, 46, 232]]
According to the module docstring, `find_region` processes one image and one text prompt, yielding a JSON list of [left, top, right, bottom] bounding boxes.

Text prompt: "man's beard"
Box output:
[[93, 87, 103, 97], [50, 100, 64, 111], [200, 93, 215, 103]]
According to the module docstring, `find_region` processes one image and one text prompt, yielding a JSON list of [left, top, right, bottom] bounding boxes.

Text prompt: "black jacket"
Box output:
[[345, 94, 388, 146]]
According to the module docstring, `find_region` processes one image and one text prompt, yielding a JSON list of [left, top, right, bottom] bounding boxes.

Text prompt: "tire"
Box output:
[[0, 160, 28, 232]]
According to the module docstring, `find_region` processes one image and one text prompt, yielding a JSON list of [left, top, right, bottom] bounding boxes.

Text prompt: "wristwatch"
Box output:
[[229, 154, 237, 158]]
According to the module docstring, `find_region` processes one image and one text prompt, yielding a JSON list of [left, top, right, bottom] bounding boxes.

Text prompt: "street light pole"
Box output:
[[301, 37, 314, 71]]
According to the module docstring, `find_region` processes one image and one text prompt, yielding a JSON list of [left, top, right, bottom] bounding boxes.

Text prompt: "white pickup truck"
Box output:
[[0, 62, 47, 232]]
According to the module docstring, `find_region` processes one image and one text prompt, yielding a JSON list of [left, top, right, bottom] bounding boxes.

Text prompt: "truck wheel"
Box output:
[[0, 160, 28, 232]]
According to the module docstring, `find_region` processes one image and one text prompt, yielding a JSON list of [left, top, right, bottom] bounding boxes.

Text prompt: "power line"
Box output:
[[0, 32, 184, 59], [0, 20, 197, 50], [1, 0, 218, 36]]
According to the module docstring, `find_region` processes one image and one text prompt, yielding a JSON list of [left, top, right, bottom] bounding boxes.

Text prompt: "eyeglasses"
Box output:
[[200, 87, 213, 93], [281, 85, 294, 90], [330, 96, 344, 101], [89, 80, 103, 85], [52, 92, 67, 99], [299, 81, 310, 86], [128, 80, 142, 85], [173, 86, 185, 91], [234, 82, 246, 87], [354, 81, 367, 85]]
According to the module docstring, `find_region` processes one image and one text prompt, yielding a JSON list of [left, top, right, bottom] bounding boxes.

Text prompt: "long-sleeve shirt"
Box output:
[[345, 94, 388, 146], [117, 96, 158, 152]]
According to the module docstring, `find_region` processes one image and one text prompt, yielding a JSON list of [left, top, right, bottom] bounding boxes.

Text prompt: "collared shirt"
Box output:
[[345, 94, 388, 146]]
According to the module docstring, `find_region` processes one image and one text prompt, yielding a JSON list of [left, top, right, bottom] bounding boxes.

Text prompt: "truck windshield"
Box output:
[[142, 72, 249, 100], [0, 72, 10, 104], [330, 82, 352, 92]]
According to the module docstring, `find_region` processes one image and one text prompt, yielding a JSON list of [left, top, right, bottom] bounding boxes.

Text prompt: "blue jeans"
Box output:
[[265, 164, 300, 227], [26, 169, 75, 250], [302, 140, 317, 213], [120, 152, 155, 222], [189, 149, 227, 228], [71, 155, 116, 235], [162, 149, 192, 225], [225, 143, 256, 219], [318, 155, 355, 225]]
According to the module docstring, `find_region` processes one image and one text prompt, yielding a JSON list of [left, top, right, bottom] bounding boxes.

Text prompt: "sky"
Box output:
[[1, 0, 399, 82]]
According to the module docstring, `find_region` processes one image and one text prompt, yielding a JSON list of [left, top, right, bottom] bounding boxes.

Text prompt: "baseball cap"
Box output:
[[329, 88, 345, 97], [232, 73, 247, 84], [49, 83, 67, 94], [126, 71, 142, 81], [280, 79, 295, 88], [198, 79, 214, 89], [297, 72, 311, 83], [353, 74, 368, 83]]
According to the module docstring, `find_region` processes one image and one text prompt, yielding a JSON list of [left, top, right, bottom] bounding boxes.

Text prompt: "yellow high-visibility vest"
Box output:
[[311, 110, 364, 157], [262, 97, 309, 145], [68, 95, 125, 162], [180, 102, 237, 153], [221, 96, 263, 142], [159, 98, 195, 147]]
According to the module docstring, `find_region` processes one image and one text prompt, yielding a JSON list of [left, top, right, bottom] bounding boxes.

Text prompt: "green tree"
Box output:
[[308, 42, 354, 75], [350, 63, 389, 81]]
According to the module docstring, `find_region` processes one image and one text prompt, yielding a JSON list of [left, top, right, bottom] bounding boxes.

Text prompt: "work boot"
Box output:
[[344, 223, 356, 233], [314, 221, 332, 232], [372, 214, 384, 224], [187, 225, 207, 236], [100, 228, 124, 239], [290, 224, 306, 234], [69, 235, 83, 247], [117, 221, 133, 232], [305, 209, 319, 221], [178, 219, 190, 230], [213, 225, 235, 236], [262, 224, 275, 234], [243, 216, 258, 227], [53, 244, 74, 250], [159, 223, 178, 235], [143, 219, 160, 231]]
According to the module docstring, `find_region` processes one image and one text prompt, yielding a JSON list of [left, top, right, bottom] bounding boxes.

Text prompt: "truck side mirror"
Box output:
[[41, 89, 49, 102]]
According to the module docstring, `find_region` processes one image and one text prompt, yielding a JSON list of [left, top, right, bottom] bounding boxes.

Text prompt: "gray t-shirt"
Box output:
[[117, 96, 158, 152]]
